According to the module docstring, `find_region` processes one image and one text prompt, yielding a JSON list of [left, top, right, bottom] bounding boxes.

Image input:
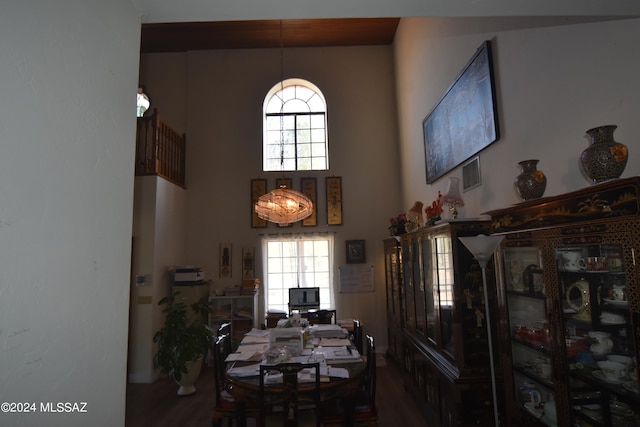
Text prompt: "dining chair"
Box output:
[[216, 322, 232, 355], [211, 333, 259, 427], [259, 362, 321, 427], [322, 334, 378, 427], [352, 319, 363, 354]]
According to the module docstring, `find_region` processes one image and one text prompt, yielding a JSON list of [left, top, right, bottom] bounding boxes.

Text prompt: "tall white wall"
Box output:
[[0, 1, 140, 425], [129, 176, 188, 383], [394, 17, 640, 215]]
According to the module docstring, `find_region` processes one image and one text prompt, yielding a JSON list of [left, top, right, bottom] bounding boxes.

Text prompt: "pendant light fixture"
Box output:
[[254, 20, 313, 226]]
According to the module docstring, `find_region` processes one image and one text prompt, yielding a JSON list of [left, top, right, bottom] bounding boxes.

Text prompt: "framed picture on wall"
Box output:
[[242, 247, 255, 280], [219, 243, 232, 278], [251, 179, 268, 228], [275, 178, 293, 228], [346, 240, 366, 264], [423, 40, 499, 184], [301, 177, 318, 227], [326, 176, 343, 225]]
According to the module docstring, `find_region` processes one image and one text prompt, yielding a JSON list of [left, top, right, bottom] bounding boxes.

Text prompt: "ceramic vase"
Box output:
[[514, 159, 547, 201], [580, 125, 628, 184]]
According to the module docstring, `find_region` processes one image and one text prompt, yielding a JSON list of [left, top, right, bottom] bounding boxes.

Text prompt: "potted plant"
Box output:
[[153, 292, 214, 395]]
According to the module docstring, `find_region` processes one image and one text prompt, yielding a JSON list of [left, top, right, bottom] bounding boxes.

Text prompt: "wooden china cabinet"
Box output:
[[383, 220, 501, 426], [487, 176, 640, 427]]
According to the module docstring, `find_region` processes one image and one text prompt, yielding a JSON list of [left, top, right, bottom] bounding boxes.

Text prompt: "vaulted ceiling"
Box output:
[[140, 18, 400, 53]]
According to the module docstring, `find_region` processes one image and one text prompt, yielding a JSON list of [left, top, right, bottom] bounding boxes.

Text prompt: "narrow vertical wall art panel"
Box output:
[[220, 243, 232, 278], [326, 176, 343, 225], [251, 179, 267, 228], [301, 177, 318, 227]]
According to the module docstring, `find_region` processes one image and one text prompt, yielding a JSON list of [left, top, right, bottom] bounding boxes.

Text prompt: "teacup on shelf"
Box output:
[[597, 360, 627, 382]]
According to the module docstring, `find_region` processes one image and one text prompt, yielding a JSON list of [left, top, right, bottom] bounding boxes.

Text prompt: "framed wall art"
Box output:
[[251, 179, 267, 228], [219, 243, 232, 278], [276, 177, 292, 191], [326, 176, 343, 225], [301, 177, 318, 227], [346, 240, 366, 264], [275, 178, 293, 228], [422, 40, 499, 184], [242, 247, 255, 280]]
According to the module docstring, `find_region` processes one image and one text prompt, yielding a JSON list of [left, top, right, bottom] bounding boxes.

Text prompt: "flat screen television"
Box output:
[[288, 287, 320, 311]]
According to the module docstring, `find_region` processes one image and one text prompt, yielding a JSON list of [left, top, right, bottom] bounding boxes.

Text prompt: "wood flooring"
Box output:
[[125, 354, 429, 427]]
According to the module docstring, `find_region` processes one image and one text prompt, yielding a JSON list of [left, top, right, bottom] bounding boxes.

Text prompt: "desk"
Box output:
[[225, 329, 365, 426]]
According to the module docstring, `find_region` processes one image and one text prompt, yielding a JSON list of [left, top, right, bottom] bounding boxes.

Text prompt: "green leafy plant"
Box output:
[[153, 292, 214, 382]]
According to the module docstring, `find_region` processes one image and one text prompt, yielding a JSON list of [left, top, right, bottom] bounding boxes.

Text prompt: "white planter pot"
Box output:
[[175, 356, 203, 396]]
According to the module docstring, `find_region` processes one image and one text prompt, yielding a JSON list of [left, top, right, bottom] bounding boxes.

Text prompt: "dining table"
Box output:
[[224, 325, 366, 427]]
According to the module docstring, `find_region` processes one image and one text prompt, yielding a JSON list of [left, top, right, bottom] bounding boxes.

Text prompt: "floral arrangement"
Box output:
[[388, 213, 407, 236], [425, 191, 444, 225]]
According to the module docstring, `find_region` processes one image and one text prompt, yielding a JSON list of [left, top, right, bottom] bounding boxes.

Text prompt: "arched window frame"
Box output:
[[263, 78, 328, 171]]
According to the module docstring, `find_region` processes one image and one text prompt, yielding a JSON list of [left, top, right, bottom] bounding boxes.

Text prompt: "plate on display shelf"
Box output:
[[623, 381, 639, 394], [592, 370, 626, 384], [601, 318, 626, 325], [524, 402, 543, 418], [603, 298, 628, 307]]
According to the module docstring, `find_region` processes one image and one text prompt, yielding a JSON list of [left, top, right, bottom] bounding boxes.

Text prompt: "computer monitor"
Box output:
[[288, 287, 320, 312]]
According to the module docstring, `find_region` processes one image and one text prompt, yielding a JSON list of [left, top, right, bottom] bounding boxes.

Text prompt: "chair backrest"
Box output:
[[352, 319, 363, 354], [212, 333, 231, 405], [364, 334, 377, 409], [217, 322, 231, 336], [259, 362, 321, 427], [216, 322, 232, 355]]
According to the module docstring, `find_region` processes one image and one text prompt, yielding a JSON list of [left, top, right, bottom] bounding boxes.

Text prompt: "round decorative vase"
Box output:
[[514, 159, 547, 201], [580, 125, 628, 184]]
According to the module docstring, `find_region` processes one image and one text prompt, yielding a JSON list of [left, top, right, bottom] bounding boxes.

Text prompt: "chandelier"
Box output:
[[254, 20, 313, 226]]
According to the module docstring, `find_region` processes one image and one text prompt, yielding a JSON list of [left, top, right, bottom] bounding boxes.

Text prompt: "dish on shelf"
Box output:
[[603, 298, 628, 307], [601, 318, 626, 325], [524, 402, 543, 418], [623, 381, 639, 394], [592, 370, 626, 384]]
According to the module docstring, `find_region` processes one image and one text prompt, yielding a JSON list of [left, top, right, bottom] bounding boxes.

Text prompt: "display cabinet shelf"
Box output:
[[208, 293, 258, 350], [488, 176, 640, 427], [384, 220, 501, 426]]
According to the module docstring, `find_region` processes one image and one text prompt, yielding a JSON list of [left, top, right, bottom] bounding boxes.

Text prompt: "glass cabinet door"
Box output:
[[422, 237, 437, 345], [557, 242, 638, 427], [413, 238, 427, 336], [433, 234, 455, 361], [402, 240, 416, 332], [502, 246, 558, 426]]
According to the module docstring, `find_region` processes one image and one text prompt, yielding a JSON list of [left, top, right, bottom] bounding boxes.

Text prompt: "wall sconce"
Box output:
[[442, 176, 464, 219]]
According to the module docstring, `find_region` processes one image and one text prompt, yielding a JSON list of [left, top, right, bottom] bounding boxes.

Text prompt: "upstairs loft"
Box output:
[[136, 109, 186, 188]]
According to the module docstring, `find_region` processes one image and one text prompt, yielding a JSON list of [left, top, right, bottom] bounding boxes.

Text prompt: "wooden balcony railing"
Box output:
[[135, 109, 186, 188]]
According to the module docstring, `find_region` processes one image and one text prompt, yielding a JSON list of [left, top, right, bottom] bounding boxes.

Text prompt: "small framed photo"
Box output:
[[346, 240, 366, 264]]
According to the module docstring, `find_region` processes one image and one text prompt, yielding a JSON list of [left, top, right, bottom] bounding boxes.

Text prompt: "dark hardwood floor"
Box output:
[[125, 354, 429, 426]]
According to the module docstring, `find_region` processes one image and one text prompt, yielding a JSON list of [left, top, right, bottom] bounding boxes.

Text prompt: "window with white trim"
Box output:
[[262, 234, 334, 313], [263, 78, 328, 171]]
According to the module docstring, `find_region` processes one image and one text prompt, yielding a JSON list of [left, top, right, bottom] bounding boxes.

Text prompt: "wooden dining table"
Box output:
[[224, 327, 366, 427]]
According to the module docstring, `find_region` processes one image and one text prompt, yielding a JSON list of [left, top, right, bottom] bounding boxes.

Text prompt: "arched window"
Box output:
[[263, 78, 328, 171]]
